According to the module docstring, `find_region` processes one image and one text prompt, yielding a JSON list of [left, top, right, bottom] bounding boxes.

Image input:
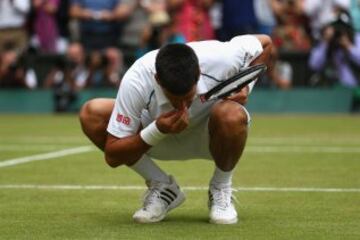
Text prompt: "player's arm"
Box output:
[[227, 34, 274, 104], [104, 134, 151, 167], [104, 107, 188, 168], [250, 34, 274, 68]]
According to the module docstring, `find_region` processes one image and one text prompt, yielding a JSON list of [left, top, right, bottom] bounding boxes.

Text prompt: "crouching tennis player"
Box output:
[[79, 34, 273, 224]]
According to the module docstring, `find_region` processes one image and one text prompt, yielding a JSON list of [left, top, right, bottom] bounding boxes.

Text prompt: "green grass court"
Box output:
[[0, 114, 359, 239]]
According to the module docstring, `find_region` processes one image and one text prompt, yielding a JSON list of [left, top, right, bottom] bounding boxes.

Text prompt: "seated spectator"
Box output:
[[0, 0, 31, 52], [309, 11, 360, 87], [43, 42, 88, 111], [167, 0, 215, 42], [270, 0, 311, 51], [70, 0, 132, 50], [114, 0, 141, 53], [86, 48, 123, 87], [70, 0, 132, 86], [32, 0, 60, 53], [0, 44, 37, 89], [44, 42, 88, 90]]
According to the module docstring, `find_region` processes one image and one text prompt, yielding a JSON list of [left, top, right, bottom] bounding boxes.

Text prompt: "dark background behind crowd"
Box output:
[[0, 0, 359, 95]]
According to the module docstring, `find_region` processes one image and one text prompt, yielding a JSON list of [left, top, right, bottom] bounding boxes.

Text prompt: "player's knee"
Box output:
[[79, 99, 102, 123], [210, 101, 248, 128], [79, 99, 103, 135], [79, 101, 90, 125]]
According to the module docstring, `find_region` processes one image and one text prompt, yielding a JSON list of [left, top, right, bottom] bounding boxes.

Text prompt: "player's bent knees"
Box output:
[[210, 101, 248, 129], [79, 98, 114, 132], [79, 99, 103, 123]]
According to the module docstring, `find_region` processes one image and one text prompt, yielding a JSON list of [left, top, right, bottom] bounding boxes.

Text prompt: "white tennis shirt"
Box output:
[[107, 35, 263, 139]]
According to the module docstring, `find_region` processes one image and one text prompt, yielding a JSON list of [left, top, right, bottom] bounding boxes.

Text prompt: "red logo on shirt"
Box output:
[[116, 113, 131, 125]]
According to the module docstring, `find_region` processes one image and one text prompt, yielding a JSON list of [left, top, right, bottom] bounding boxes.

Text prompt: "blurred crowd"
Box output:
[[0, 0, 359, 93]]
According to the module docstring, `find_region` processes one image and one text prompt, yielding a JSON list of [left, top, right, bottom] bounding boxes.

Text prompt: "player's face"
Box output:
[[162, 85, 197, 110]]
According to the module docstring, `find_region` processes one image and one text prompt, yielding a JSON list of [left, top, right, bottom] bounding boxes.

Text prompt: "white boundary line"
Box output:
[[0, 146, 95, 168], [0, 145, 78, 151], [0, 184, 359, 193], [245, 146, 360, 153], [1, 145, 360, 154]]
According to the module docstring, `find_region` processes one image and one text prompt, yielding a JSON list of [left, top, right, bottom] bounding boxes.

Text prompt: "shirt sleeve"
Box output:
[[226, 35, 263, 71], [226, 35, 263, 93], [107, 63, 147, 138]]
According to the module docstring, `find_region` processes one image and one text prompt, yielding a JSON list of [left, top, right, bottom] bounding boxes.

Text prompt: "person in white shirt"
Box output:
[[79, 34, 273, 224], [0, 0, 30, 52]]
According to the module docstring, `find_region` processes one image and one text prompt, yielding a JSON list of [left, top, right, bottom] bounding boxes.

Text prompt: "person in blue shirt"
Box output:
[[70, 0, 135, 86], [70, 0, 133, 50]]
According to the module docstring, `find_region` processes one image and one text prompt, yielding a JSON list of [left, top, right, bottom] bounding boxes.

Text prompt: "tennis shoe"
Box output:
[[208, 183, 238, 224], [133, 175, 185, 223]]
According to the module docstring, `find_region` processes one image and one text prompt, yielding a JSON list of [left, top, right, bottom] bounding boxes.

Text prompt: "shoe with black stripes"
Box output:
[[133, 175, 185, 223], [208, 183, 238, 224]]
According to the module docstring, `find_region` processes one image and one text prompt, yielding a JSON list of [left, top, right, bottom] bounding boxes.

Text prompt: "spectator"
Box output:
[[0, 44, 37, 89], [44, 42, 88, 90], [44, 42, 89, 111], [56, 0, 71, 53], [309, 11, 360, 87], [85, 48, 124, 87], [270, 0, 311, 51], [70, 0, 132, 50], [296, 0, 350, 40], [70, 0, 132, 86], [117, 0, 145, 57], [253, 0, 276, 35], [0, 0, 31, 52], [136, 0, 185, 57], [32, 0, 60, 53], [167, 0, 215, 42], [219, 0, 257, 41]]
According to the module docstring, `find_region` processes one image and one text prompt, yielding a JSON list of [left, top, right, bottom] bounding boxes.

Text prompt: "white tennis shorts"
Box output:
[[142, 105, 251, 161]]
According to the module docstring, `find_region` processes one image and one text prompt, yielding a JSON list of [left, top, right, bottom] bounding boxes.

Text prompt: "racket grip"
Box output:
[[140, 121, 166, 146]]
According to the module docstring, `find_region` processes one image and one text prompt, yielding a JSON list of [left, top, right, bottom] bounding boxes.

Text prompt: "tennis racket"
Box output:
[[200, 64, 267, 102]]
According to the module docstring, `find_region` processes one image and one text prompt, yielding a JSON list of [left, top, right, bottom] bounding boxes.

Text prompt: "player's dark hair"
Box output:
[[155, 43, 200, 95]]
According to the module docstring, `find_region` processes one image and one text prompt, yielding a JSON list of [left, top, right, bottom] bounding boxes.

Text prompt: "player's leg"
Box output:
[[209, 100, 248, 172], [79, 98, 114, 150], [207, 100, 249, 224], [79, 99, 184, 223], [79, 99, 169, 181]]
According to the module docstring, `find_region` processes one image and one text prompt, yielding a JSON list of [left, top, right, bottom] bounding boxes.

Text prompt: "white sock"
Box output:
[[210, 166, 233, 186], [130, 155, 170, 183]]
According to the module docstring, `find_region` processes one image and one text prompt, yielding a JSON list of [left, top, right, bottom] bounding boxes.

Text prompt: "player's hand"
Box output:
[[225, 86, 249, 105], [156, 105, 189, 134]]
